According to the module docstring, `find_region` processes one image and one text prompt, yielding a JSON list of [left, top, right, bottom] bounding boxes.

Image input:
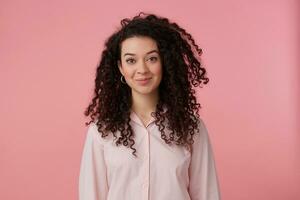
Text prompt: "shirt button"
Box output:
[[142, 182, 148, 188]]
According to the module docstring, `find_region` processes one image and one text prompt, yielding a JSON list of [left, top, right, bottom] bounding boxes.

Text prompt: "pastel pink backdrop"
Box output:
[[1, 0, 299, 199]]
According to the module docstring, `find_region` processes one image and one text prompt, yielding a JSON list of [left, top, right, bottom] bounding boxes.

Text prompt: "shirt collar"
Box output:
[[130, 104, 167, 127]]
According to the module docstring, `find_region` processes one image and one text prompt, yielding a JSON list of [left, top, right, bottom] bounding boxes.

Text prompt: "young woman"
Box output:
[[79, 12, 221, 200]]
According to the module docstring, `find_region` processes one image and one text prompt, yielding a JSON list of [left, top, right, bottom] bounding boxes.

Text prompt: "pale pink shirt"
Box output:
[[79, 110, 221, 200]]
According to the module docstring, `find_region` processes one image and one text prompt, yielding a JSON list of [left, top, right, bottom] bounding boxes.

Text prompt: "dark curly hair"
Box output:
[[84, 11, 209, 157]]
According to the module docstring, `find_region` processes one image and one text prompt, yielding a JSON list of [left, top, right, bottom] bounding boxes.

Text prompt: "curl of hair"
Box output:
[[84, 11, 209, 157]]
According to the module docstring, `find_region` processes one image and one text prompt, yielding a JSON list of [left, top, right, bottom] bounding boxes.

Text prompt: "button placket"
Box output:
[[142, 128, 150, 200]]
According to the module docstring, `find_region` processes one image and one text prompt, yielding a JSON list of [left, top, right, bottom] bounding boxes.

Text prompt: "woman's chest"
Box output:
[[102, 125, 191, 173]]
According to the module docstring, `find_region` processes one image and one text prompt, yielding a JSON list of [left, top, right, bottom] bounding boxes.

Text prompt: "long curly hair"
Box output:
[[84, 11, 209, 157]]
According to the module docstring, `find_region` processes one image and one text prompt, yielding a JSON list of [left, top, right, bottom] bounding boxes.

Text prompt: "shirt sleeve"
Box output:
[[188, 118, 221, 200], [79, 122, 108, 200]]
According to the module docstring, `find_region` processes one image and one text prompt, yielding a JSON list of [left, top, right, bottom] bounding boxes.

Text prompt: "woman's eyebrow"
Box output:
[[124, 50, 158, 57]]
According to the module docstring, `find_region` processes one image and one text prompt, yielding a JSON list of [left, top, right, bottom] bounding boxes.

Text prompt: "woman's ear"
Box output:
[[118, 60, 123, 75]]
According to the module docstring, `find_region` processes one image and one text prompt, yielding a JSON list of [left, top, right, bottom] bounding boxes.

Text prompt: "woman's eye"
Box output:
[[125, 57, 158, 64], [126, 58, 135, 64], [149, 57, 158, 62]]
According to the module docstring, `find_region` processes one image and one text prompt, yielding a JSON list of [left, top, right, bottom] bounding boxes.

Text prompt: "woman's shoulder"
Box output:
[[193, 116, 210, 140], [195, 115, 206, 129], [86, 120, 114, 145]]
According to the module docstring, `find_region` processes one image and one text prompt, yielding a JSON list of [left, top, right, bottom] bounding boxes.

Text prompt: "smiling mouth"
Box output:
[[135, 78, 152, 85], [136, 78, 152, 81]]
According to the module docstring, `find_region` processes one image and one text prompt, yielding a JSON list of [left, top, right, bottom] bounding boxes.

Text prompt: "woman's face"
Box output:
[[118, 36, 163, 96]]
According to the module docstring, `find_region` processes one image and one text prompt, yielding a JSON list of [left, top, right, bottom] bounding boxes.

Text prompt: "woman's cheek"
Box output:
[[152, 64, 162, 75]]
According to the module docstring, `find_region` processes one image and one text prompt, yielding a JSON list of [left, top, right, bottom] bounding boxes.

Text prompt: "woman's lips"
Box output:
[[136, 78, 152, 85]]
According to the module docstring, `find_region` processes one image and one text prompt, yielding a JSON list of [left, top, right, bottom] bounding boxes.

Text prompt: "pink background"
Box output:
[[1, 0, 299, 199]]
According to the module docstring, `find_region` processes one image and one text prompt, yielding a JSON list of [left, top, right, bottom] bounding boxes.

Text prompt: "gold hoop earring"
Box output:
[[120, 75, 127, 84]]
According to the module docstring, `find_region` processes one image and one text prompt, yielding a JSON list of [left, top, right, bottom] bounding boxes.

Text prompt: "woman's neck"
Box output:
[[131, 90, 159, 117]]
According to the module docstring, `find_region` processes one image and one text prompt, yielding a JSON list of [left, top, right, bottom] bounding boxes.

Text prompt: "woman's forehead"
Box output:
[[120, 36, 158, 56]]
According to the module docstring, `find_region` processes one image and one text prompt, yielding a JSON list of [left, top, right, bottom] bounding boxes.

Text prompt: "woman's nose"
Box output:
[[137, 61, 149, 74]]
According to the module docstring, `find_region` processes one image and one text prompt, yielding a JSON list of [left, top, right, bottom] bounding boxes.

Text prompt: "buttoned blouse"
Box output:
[[79, 110, 221, 200]]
